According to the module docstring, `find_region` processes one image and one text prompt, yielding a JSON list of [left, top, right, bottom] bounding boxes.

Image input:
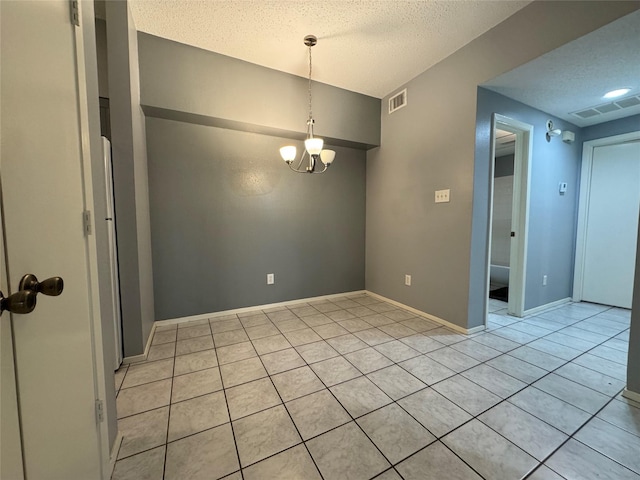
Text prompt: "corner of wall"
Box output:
[[128, 11, 155, 343], [105, 0, 154, 356]]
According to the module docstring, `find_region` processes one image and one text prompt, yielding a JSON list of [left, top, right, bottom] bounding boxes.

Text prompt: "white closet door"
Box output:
[[1, 1, 106, 477], [582, 141, 640, 309]]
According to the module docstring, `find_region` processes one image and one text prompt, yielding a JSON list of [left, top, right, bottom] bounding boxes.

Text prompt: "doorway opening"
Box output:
[[488, 127, 516, 306], [486, 114, 533, 323]]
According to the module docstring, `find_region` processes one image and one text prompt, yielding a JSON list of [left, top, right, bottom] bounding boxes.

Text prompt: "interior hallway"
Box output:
[[112, 293, 638, 480]]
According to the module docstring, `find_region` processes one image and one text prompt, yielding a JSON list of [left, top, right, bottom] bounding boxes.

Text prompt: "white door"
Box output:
[[0, 200, 24, 480], [1, 1, 109, 478], [582, 140, 640, 308]]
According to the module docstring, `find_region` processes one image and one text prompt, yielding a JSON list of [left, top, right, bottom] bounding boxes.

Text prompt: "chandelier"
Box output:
[[279, 35, 335, 174]]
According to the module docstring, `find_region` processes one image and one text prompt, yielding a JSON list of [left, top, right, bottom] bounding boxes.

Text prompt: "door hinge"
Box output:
[[70, 0, 80, 26], [95, 399, 104, 423], [83, 210, 92, 236]]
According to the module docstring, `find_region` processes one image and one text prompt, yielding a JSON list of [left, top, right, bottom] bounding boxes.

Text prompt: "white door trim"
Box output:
[[486, 114, 533, 321], [73, 2, 112, 477], [573, 131, 640, 302]]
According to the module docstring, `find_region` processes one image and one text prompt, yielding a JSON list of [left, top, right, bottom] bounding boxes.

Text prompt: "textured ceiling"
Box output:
[[484, 10, 640, 128], [128, 0, 530, 98]]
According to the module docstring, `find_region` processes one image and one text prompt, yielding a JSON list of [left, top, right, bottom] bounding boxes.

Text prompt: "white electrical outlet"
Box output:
[[435, 189, 450, 203], [405, 274, 412, 286], [542, 275, 547, 286], [267, 273, 274, 285]]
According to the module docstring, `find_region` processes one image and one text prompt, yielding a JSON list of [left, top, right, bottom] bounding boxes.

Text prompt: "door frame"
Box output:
[[486, 114, 533, 321], [74, 1, 115, 476], [573, 131, 640, 302]]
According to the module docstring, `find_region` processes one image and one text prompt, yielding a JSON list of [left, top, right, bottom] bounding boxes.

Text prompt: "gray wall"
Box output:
[[137, 33, 380, 149], [137, 35, 374, 320], [582, 114, 640, 143], [367, 1, 639, 330], [476, 88, 583, 311], [495, 154, 514, 178], [106, 1, 155, 356], [146, 118, 366, 320], [95, 18, 109, 98]]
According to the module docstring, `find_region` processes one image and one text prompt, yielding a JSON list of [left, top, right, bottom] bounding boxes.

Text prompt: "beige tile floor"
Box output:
[[111, 293, 639, 480]]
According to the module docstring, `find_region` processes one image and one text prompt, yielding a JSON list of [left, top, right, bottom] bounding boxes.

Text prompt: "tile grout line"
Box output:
[[160, 338, 177, 480], [298, 360, 397, 475], [252, 360, 327, 477], [521, 389, 634, 479], [210, 317, 247, 480], [235, 303, 326, 479]]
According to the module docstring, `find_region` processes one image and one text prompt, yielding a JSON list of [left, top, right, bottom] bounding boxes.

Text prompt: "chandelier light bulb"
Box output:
[[280, 146, 297, 163], [305, 138, 324, 156], [320, 150, 336, 165]]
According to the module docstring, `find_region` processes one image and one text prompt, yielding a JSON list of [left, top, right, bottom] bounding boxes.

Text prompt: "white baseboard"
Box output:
[[467, 324, 487, 335], [122, 323, 156, 364], [154, 290, 367, 329], [122, 353, 146, 364], [152, 289, 485, 338], [365, 291, 481, 335], [523, 297, 572, 317], [108, 431, 123, 477], [622, 388, 640, 404]]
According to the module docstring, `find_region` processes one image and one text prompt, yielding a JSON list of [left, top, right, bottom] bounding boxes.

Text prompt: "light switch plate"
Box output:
[[559, 182, 568, 195], [435, 189, 450, 203]]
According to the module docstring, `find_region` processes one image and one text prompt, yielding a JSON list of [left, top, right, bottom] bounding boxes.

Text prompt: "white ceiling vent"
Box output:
[[389, 89, 407, 114], [571, 94, 640, 120]]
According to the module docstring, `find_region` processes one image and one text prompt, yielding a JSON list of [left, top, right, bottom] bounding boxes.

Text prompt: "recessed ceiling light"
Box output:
[[603, 88, 631, 99]]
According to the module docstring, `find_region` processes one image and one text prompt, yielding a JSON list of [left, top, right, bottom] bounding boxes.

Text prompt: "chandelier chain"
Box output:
[[308, 44, 313, 126]]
